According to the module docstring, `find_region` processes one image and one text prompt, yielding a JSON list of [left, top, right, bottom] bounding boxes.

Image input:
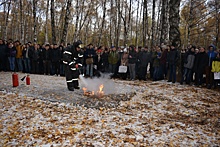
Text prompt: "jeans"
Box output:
[[23, 58, 31, 73], [60, 63, 65, 76], [181, 68, 192, 83], [86, 64, 93, 77], [153, 66, 161, 81], [109, 64, 117, 74], [128, 63, 136, 80], [8, 57, 15, 71], [168, 64, 176, 82], [16, 58, 23, 71]]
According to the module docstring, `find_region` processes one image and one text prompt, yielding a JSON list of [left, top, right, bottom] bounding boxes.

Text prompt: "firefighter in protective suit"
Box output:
[[63, 40, 83, 91]]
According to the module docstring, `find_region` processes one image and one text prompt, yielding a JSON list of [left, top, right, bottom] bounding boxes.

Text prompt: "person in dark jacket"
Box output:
[[100, 48, 109, 73], [85, 44, 96, 77], [0, 39, 7, 71], [180, 46, 195, 85], [128, 45, 137, 80], [59, 43, 65, 76], [6, 42, 17, 71], [206, 44, 217, 89], [38, 44, 44, 74], [108, 46, 119, 75], [139, 46, 152, 80], [160, 45, 168, 79], [42, 44, 52, 75], [30, 44, 39, 74], [167, 43, 179, 83], [194, 47, 209, 87], [63, 40, 83, 91], [136, 46, 142, 80], [152, 46, 162, 81], [51, 44, 61, 76], [22, 43, 31, 73]]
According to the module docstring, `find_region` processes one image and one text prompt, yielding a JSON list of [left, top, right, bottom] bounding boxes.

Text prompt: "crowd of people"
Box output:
[[0, 38, 220, 89]]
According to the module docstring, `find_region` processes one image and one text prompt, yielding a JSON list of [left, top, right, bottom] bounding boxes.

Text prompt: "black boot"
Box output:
[[68, 87, 74, 91], [67, 83, 74, 91]]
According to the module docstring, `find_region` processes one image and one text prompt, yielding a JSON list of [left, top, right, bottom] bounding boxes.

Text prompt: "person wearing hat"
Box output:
[[63, 40, 83, 91]]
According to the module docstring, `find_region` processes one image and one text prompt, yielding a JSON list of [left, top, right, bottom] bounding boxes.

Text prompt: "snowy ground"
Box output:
[[0, 72, 219, 146]]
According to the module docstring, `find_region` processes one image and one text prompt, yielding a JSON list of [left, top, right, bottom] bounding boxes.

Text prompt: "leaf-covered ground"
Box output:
[[0, 72, 219, 146]]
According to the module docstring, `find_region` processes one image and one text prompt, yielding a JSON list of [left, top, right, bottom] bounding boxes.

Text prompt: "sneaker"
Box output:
[[167, 80, 172, 82]]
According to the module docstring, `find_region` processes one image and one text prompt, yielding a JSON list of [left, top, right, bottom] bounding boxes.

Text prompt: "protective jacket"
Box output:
[[63, 41, 83, 91], [211, 60, 220, 72]]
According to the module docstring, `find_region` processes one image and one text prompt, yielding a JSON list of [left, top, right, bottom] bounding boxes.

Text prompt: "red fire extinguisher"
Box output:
[[26, 75, 30, 85], [12, 73, 19, 87]]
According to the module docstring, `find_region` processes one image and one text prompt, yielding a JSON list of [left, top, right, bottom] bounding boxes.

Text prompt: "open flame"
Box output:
[[83, 84, 104, 98]]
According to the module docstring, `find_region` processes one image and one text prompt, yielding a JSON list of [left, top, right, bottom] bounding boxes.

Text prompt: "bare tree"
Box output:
[[33, 0, 37, 43], [215, 0, 220, 47], [143, 0, 149, 47], [135, 0, 140, 47], [45, 0, 49, 44], [98, 0, 107, 47], [3, 0, 11, 41], [155, 0, 162, 45], [51, 0, 56, 44], [160, 0, 169, 45], [19, 0, 24, 44], [73, 0, 80, 40], [151, 0, 156, 47], [61, 0, 72, 44], [115, 0, 121, 48], [169, 0, 181, 47]]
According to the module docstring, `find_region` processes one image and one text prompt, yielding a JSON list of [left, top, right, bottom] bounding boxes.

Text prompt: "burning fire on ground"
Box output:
[[83, 84, 104, 98]]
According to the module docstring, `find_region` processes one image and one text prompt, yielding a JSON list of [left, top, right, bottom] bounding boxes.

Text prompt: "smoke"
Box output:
[[79, 73, 117, 95]]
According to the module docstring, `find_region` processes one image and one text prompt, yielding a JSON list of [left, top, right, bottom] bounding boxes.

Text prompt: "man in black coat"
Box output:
[[167, 43, 179, 83], [63, 40, 83, 91], [139, 46, 152, 80], [0, 39, 7, 71], [51, 44, 61, 76], [194, 47, 208, 87]]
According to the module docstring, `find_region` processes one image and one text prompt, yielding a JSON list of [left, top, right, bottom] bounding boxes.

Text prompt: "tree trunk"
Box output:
[[151, 0, 156, 47], [169, 0, 181, 47], [160, 0, 169, 45], [156, 0, 162, 45], [109, 0, 114, 46], [143, 0, 148, 47], [128, 0, 132, 46], [61, 0, 72, 44], [58, 4, 66, 43], [73, 0, 79, 41], [20, 0, 24, 44], [135, 0, 140, 47], [51, 0, 56, 44], [3, 0, 11, 41], [187, 0, 193, 45], [115, 0, 121, 48], [45, 0, 49, 44], [98, 0, 107, 47], [33, 0, 37, 43], [215, 0, 219, 48]]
